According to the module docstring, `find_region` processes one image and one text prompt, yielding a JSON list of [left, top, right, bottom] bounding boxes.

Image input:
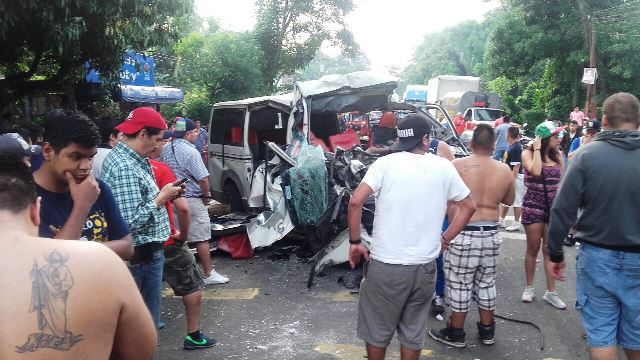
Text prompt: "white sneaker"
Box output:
[[498, 218, 506, 228], [521, 286, 535, 303], [204, 270, 229, 285], [505, 222, 522, 232], [543, 290, 567, 309]]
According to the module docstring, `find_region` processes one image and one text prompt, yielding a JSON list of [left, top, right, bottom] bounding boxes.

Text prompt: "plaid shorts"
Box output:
[[445, 228, 501, 313]]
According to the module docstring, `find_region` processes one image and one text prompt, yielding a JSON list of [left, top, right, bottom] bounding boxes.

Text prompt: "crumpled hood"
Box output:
[[594, 130, 640, 150]]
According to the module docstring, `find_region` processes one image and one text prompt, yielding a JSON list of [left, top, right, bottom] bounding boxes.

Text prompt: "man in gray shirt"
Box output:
[[548, 93, 640, 360], [492, 116, 511, 160]]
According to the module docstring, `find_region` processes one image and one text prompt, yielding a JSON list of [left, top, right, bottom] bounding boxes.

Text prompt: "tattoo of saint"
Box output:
[[16, 250, 83, 353]]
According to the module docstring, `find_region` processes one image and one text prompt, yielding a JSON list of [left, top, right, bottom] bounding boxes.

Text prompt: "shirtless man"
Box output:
[[0, 154, 157, 360], [429, 123, 515, 348]]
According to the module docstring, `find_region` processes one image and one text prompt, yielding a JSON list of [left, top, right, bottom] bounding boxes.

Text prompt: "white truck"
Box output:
[[426, 75, 480, 104]]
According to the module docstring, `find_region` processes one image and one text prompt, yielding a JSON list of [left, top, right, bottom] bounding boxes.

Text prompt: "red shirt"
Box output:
[[453, 115, 466, 135], [150, 159, 177, 246]]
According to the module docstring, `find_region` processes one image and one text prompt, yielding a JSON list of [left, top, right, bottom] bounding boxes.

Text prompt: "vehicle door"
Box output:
[[208, 107, 250, 204]]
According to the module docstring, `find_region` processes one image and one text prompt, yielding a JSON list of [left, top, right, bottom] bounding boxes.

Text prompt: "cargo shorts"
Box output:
[[163, 242, 204, 296]]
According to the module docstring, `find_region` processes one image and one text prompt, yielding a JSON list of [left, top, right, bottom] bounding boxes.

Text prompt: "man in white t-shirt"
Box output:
[[348, 114, 476, 360]]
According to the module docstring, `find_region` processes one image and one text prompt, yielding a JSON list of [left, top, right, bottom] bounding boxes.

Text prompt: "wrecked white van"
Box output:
[[207, 71, 467, 284]]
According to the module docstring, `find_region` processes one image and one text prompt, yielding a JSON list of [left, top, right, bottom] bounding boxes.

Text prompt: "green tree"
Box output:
[[403, 19, 494, 86], [298, 51, 370, 81], [171, 31, 265, 113], [0, 0, 195, 107], [254, 0, 358, 91]]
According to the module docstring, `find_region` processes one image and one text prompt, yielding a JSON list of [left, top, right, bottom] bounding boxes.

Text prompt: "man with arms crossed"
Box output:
[[348, 114, 476, 360], [0, 154, 156, 360], [429, 124, 515, 347], [548, 93, 640, 360]]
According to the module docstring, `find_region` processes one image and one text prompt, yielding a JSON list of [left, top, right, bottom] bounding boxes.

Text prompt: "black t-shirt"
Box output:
[[504, 141, 523, 174], [37, 179, 130, 242]]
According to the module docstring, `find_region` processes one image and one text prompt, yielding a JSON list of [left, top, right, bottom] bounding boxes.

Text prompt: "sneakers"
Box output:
[[543, 290, 567, 309], [521, 286, 535, 303], [203, 270, 229, 285], [505, 222, 522, 232], [431, 295, 445, 318], [429, 327, 466, 348], [563, 233, 576, 247], [498, 218, 506, 228], [183, 334, 216, 350], [477, 322, 495, 345], [344, 269, 362, 290]]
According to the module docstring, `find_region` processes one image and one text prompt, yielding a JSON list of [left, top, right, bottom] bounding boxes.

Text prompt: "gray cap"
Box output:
[[0, 133, 42, 156]]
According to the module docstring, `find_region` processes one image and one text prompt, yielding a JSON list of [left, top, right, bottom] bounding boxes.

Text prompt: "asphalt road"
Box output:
[[156, 228, 590, 360]]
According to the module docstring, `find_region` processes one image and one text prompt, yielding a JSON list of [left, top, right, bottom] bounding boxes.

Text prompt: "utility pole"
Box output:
[[585, 15, 597, 119]]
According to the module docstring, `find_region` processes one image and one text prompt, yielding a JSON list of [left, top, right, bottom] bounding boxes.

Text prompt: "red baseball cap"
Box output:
[[116, 107, 167, 135]]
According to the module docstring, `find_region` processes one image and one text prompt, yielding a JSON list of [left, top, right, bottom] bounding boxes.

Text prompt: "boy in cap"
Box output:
[[161, 117, 228, 285], [102, 107, 183, 329], [0, 132, 41, 167], [348, 114, 476, 360]]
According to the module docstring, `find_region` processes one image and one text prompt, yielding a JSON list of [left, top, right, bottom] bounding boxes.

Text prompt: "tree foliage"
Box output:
[[254, 0, 358, 90], [403, 19, 494, 86], [298, 51, 370, 81], [404, 0, 640, 120], [166, 30, 265, 120], [0, 0, 194, 106]]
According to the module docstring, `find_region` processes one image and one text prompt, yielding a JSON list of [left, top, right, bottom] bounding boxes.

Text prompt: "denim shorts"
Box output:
[[576, 243, 640, 350]]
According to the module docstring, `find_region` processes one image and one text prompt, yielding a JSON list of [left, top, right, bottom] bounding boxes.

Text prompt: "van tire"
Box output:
[[223, 182, 244, 212]]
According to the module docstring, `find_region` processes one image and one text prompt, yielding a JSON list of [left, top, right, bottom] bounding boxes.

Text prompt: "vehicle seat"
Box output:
[[248, 128, 260, 167], [329, 128, 360, 151], [309, 130, 330, 152]]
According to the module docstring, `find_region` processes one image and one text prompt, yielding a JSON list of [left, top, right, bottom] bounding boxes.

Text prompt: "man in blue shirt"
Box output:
[[162, 118, 229, 285], [492, 115, 511, 160], [33, 110, 133, 260]]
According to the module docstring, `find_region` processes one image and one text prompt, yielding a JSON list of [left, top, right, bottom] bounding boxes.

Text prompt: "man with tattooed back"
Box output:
[[0, 155, 157, 359]]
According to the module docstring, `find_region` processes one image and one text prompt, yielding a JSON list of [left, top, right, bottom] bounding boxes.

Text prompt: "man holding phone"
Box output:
[[161, 117, 229, 285], [102, 107, 183, 329]]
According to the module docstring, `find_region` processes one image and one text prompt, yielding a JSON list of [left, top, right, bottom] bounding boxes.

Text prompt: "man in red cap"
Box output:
[[102, 107, 183, 330]]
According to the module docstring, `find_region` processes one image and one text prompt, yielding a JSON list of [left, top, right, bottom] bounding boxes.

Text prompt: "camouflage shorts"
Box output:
[[163, 242, 204, 296]]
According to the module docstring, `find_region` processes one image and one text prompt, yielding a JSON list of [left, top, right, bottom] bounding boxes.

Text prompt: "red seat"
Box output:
[[248, 128, 258, 145], [309, 131, 330, 152], [329, 129, 360, 151]]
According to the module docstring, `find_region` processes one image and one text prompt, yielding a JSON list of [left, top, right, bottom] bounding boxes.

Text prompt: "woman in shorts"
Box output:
[[520, 121, 567, 309]]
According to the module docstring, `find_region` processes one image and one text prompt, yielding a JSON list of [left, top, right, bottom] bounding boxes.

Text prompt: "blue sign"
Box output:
[[85, 51, 155, 86]]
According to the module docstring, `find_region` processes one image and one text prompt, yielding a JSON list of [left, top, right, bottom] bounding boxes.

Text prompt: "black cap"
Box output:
[[0, 133, 41, 156], [585, 120, 601, 131], [389, 114, 431, 152]]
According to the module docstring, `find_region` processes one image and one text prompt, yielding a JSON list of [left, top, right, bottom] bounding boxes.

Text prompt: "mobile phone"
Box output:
[[175, 178, 190, 186]]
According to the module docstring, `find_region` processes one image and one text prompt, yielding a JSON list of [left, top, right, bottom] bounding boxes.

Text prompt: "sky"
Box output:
[[194, 0, 500, 72]]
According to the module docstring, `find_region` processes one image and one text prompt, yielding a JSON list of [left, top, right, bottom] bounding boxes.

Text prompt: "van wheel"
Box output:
[[223, 182, 244, 212]]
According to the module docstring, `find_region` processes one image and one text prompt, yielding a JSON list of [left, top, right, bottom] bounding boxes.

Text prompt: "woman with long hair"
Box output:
[[520, 121, 567, 309]]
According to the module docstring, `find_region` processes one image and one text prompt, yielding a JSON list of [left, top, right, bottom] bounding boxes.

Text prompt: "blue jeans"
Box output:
[[576, 243, 640, 350], [492, 149, 506, 161], [129, 249, 164, 329]]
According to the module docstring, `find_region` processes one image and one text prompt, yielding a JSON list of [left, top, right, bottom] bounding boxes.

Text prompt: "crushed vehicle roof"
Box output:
[[296, 71, 397, 98], [213, 93, 293, 108]]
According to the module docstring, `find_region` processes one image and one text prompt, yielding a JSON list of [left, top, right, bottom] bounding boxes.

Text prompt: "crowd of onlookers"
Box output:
[[0, 107, 226, 356], [1, 92, 639, 359]]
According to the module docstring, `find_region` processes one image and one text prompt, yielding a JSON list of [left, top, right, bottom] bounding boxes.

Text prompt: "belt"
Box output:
[[130, 241, 164, 264], [464, 225, 498, 231]]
